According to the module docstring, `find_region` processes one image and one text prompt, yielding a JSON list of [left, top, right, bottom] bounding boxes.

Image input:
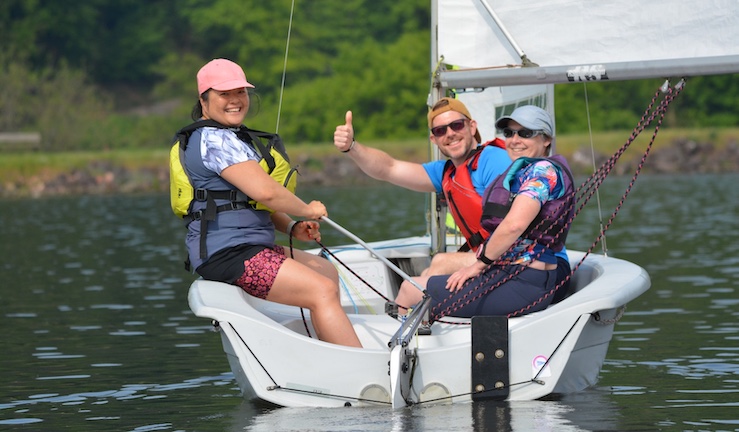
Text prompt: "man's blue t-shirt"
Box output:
[[422, 145, 511, 195]]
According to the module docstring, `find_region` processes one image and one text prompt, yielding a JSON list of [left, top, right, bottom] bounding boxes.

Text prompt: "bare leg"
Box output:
[[394, 252, 477, 313], [394, 275, 431, 313], [422, 251, 477, 277], [288, 249, 339, 284], [266, 254, 362, 348]]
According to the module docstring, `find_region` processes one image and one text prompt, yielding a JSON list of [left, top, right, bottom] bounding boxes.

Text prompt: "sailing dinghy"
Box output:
[[190, 237, 648, 408], [187, 0, 739, 408]]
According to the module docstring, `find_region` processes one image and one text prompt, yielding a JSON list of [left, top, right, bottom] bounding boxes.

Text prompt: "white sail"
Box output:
[[428, 0, 739, 251], [435, 0, 739, 89], [454, 85, 554, 144]]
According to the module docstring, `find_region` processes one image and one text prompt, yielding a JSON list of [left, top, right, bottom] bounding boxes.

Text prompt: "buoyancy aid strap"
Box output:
[[199, 218, 208, 259], [465, 146, 483, 170], [244, 130, 277, 171], [482, 202, 511, 219], [191, 192, 245, 260], [184, 198, 253, 259], [457, 243, 471, 253], [192, 188, 247, 203], [176, 119, 225, 153], [198, 194, 218, 259], [457, 231, 486, 253], [183, 201, 253, 224]]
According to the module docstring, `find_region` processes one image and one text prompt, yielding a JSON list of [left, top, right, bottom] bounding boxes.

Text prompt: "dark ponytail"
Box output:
[[191, 91, 209, 121]]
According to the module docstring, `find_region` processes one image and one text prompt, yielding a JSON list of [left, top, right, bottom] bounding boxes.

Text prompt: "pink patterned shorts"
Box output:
[[234, 245, 287, 299]]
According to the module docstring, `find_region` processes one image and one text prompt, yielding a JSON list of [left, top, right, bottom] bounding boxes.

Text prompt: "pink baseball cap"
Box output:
[[197, 58, 254, 95]]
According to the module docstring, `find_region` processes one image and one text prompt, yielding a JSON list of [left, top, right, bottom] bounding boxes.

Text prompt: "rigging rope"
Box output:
[[307, 79, 686, 322], [275, 0, 296, 133], [304, 80, 685, 323], [225, 320, 392, 405], [583, 83, 609, 256], [430, 79, 686, 321], [314, 240, 394, 304]]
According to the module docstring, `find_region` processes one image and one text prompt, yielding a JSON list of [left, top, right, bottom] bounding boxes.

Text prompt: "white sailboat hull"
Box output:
[[180, 0, 739, 411], [188, 236, 650, 408]]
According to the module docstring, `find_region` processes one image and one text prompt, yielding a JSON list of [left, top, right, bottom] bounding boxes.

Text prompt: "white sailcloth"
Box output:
[[436, 0, 739, 84], [428, 0, 739, 250], [455, 85, 554, 145]]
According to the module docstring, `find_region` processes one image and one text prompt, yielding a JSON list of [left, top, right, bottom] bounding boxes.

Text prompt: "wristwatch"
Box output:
[[476, 246, 494, 265]]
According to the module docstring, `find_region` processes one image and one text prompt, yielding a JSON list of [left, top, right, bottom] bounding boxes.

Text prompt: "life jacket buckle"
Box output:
[[194, 188, 208, 201], [224, 202, 242, 211], [187, 210, 203, 222]]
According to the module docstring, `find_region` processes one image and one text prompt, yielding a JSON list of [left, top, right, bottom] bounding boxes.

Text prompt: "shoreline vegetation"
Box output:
[[1, 128, 738, 199]]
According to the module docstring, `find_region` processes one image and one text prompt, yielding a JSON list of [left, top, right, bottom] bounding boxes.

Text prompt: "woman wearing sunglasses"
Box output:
[[394, 105, 575, 319]]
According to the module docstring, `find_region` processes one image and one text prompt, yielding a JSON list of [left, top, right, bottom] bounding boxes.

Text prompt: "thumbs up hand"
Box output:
[[333, 110, 355, 153]]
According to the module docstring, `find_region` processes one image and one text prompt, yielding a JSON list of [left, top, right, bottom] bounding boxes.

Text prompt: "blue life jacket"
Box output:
[[170, 120, 297, 270]]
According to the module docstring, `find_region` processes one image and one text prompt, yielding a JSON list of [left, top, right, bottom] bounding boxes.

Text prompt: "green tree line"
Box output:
[[1, 0, 737, 152]]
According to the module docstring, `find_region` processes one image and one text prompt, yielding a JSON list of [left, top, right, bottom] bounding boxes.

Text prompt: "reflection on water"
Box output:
[[0, 174, 737, 431], [233, 389, 620, 432]]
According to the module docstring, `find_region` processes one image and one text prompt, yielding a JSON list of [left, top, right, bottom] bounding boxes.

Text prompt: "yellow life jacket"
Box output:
[[169, 120, 299, 219]]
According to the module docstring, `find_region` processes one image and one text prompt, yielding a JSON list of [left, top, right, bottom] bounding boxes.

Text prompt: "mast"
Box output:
[[429, 0, 447, 254]]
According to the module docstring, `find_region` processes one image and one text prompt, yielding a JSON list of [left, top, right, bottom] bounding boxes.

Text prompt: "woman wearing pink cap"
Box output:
[[176, 59, 361, 347]]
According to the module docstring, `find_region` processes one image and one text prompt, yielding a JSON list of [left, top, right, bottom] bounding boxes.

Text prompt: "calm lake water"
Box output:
[[1, 174, 737, 431]]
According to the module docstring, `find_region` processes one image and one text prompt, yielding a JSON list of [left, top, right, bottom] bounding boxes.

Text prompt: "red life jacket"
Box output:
[[441, 138, 506, 252]]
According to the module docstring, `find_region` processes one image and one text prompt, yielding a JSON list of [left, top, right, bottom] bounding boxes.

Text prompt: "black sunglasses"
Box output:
[[502, 128, 544, 139], [431, 119, 468, 137]]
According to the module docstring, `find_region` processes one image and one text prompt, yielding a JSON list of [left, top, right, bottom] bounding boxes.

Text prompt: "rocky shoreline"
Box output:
[[2, 137, 738, 199], [572, 137, 739, 176]]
